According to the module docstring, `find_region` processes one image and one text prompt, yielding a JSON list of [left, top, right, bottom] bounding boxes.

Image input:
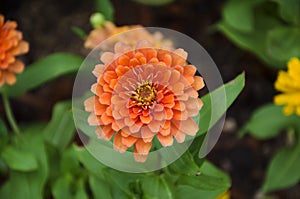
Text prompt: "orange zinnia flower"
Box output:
[[84, 40, 205, 162], [0, 15, 29, 86], [84, 21, 172, 50]]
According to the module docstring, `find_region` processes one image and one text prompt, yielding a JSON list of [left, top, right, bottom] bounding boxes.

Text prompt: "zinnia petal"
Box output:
[[114, 133, 128, 153], [0, 15, 28, 86], [134, 139, 152, 162], [157, 133, 173, 147]]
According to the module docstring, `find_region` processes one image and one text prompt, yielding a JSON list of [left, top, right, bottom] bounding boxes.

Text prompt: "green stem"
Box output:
[[286, 127, 295, 147], [2, 93, 20, 135]]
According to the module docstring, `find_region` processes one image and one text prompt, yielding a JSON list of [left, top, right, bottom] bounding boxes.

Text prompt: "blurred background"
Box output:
[[0, 0, 298, 198]]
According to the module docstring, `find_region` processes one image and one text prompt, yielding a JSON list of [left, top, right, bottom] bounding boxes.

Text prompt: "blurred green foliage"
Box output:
[[220, 0, 300, 194], [0, 1, 247, 197], [218, 0, 300, 69], [241, 104, 300, 193], [133, 0, 174, 6], [95, 0, 114, 21], [0, 54, 245, 198]]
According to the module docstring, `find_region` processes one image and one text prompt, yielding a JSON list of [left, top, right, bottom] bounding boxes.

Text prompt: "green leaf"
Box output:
[[46, 145, 84, 198], [200, 161, 231, 185], [217, 0, 297, 68], [188, 134, 206, 166], [217, 21, 282, 68], [176, 161, 230, 199], [168, 154, 230, 196], [222, 0, 259, 32], [165, 154, 230, 198], [60, 145, 81, 174], [176, 186, 228, 199], [8, 124, 49, 199], [266, 26, 300, 63], [43, 101, 75, 152], [104, 168, 141, 198], [1, 146, 38, 171], [75, 146, 106, 176], [0, 158, 8, 176], [140, 175, 175, 199], [273, 0, 300, 25], [168, 151, 200, 175], [95, 0, 114, 21], [0, 182, 10, 198], [0, 53, 83, 97], [45, 143, 61, 184], [262, 141, 300, 192], [254, 7, 283, 31], [72, 107, 98, 139], [89, 176, 113, 199], [71, 26, 87, 39], [74, 179, 88, 199], [52, 175, 73, 199], [240, 104, 300, 139], [197, 72, 245, 136], [133, 0, 174, 6], [177, 174, 228, 191]]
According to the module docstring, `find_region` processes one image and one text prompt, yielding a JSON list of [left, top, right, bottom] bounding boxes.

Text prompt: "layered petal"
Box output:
[[0, 15, 28, 86]]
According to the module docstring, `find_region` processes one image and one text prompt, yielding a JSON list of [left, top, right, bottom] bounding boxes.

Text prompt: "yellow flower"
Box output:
[[274, 57, 300, 116], [216, 191, 230, 199]]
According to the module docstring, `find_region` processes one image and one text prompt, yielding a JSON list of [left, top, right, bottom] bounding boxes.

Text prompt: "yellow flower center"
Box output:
[[131, 81, 156, 108]]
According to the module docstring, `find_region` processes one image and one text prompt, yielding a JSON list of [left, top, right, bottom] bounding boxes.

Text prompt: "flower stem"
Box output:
[[2, 93, 20, 135], [286, 127, 295, 147]]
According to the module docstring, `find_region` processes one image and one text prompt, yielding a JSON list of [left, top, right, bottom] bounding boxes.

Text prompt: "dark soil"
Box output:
[[1, 0, 299, 198]]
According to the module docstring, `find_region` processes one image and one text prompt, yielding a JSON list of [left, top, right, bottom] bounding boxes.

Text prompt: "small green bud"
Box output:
[[90, 12, 105, 28]]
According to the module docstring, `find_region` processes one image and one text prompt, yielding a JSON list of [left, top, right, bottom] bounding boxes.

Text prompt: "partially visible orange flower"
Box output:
[[0, 15, 29, 86], [84, 21, 172, 50], [274, 57, 300, 116], [84, 40, 205, 162]]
